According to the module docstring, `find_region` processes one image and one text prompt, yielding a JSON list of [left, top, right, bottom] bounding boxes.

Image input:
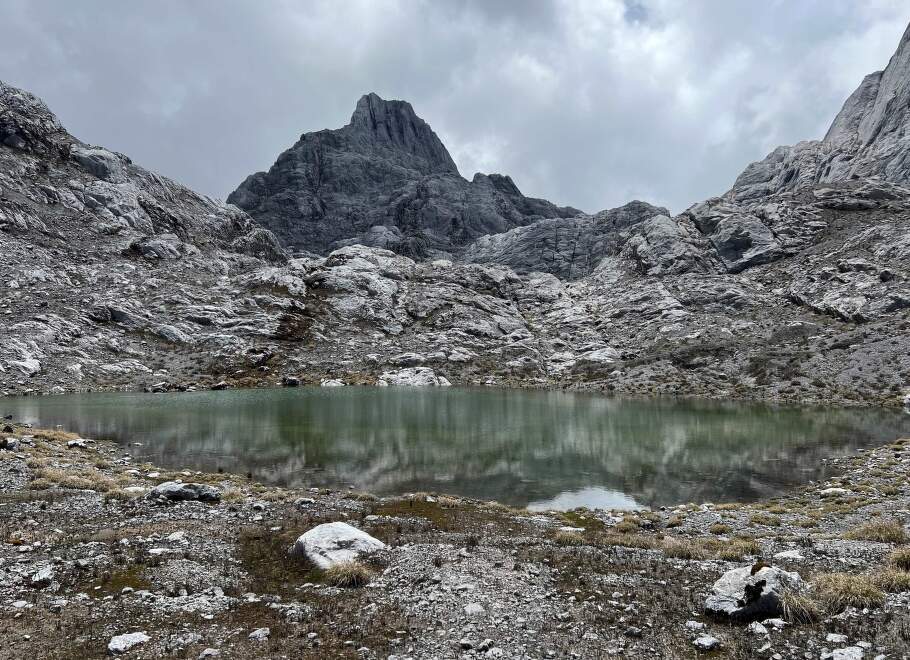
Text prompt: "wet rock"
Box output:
[[148, 481, 221, 503], [292, 521, 386, 569], [705, 565, 803, 622]]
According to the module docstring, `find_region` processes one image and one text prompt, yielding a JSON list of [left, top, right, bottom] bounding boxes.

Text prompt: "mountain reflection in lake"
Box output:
[[5, 387, 909, 510]]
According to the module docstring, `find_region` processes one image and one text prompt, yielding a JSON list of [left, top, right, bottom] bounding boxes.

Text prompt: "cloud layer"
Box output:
[[2, 0, 908, 213]]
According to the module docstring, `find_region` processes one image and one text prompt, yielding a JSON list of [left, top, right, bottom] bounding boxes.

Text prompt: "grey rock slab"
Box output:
[[148, 481, 221, 503]]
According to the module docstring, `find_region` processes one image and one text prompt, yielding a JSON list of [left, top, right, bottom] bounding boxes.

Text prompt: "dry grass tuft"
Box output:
[[662, 538, 707, 560], [614, 520, 639, 534], [872, 568, 910, 593], [30, 466, 115, 492], [324, 561, 373, 588], [554, 530, 585, 546], [844, 519, 908, 544], [665, 515, 683, 528], [749, 513, 781, 527], [715, 538, 762, 562], [781, 589, 820, 623], [888, 546, 910, 571], [811, 572, 886, 612], [709, 523, 732, 535]]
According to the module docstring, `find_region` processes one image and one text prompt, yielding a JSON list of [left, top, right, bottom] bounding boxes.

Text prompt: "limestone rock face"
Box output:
[[729, 24, 910, 200], [705, 565, 803, 622], [293, 522, 386, 569], [228, 93, 580, 257], [461, 200, 668, 279]]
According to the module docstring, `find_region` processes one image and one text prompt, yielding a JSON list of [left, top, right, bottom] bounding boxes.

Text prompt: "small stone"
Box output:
[[747, 622, 768, 635], [821, 648, 864, 660], [773, 549, 805, 561], [826, 633, 849, 644], [685, 620, 706, 631], [693, 635, 720, 651], [464, 602, 485, 617], [248, 627, 270, 641], [198, 650, 220, 659]]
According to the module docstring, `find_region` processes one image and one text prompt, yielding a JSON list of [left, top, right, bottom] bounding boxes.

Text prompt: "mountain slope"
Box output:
[[731, 24, 910, 201], [228, 93, 580, 257], [2, 21, 910, 410]]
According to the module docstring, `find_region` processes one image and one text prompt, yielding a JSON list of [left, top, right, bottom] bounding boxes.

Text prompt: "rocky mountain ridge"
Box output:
[[2, 24, 910, 408], [730, 23, 910, 201], [228, 92, 580, 258]]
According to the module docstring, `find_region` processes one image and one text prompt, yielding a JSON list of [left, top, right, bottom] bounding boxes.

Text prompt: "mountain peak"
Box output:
[[347, 92, 458, 176]]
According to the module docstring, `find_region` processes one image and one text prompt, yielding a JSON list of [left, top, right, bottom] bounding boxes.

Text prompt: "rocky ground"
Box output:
[[3, 422, 910, 659], [2, 79, 909, 409]]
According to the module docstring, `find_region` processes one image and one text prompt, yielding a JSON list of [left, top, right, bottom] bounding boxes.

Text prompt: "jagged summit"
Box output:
[[229, 93, 579, 256], [348, 92, 459, 175]]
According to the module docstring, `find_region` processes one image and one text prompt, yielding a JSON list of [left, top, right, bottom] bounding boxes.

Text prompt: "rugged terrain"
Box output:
[[228, 92, 580, 257], [4, 28, 910, 407], [3, 424, 910, 659]]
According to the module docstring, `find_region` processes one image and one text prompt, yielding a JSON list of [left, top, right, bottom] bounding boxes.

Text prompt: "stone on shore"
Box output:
[[148, 481, 221, 503], [292, 521, 385, 570], [705, 564, 803, 622], [108, 632, 150, 655]]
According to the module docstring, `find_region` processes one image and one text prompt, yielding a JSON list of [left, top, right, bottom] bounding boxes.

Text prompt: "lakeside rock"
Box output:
[[148, 481, 221, 503], [705, 564, 804, 622], [292, 521, 386, 569]]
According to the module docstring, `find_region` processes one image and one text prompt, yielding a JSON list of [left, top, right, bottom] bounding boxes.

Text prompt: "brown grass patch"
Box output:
[[844, 519, 907, 544], [324, 561, 373, 588], [811, 573, 886, 612]]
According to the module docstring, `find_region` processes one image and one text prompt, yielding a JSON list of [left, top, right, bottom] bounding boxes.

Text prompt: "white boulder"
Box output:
[[108, 632, 150, 655], [379, 367, 451, 387], [292, 521, 386, 569]]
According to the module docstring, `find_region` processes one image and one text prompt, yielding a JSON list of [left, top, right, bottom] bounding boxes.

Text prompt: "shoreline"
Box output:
[[2, 421, 910, 658], [4, 376, 907, 411]]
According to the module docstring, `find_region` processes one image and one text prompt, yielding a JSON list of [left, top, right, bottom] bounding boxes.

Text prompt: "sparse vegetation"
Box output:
[[811, 573, 886, 612], [324, 561, 374, 588], [888, 546, 910, 571], [844, 519, 908, 544], [781, 589, 820, 623], [554, 530, 585, 546]]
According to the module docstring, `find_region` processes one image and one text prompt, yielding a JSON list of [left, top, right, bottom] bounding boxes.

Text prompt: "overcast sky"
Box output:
[[2, 1, 909, 214]]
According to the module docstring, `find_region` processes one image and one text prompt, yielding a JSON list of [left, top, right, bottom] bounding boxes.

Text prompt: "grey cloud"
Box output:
[[1, 0, 908, 214]]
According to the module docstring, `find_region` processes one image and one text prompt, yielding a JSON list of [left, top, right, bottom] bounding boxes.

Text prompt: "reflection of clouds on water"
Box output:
[[5, 387, 910, 510], [527, 487, 640, 512]]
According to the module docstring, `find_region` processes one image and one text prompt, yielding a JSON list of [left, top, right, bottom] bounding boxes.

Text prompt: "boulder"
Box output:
[[709, 214, 781, 273], [379, 367, 451, 387], [292, 521, 386, 570], [148, 481, 221, 503], [705, 565, 803, 622], [71, 146, 126, 183], [108, 632, 150, 655]]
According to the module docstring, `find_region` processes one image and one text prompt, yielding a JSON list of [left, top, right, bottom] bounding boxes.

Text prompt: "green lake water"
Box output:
[[5, 387, 909, 510]]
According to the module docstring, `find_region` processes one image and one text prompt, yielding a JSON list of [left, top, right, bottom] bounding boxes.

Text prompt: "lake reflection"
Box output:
[[5, 387, 909, 510]]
